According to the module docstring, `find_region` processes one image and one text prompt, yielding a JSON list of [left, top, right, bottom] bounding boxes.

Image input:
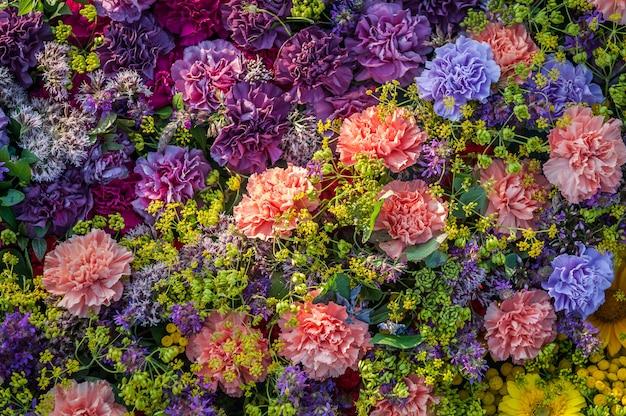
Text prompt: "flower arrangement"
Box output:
[[2, 0, 626, 415]]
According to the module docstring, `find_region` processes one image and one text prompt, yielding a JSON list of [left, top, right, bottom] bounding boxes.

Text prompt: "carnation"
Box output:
[[406, 0, 480, 34], [43, 229, 133, 318], [91, 174, 144, 233], [49, 380, 127, 416], [186, 312, 271, 397], [222, 0, 292, 50], [345, 2, 432, 86], [589, 0, 626, 24], [484, 289, 557, 364], [371, 375, 439, 416], [278, 301, 371, 380], [543, 243, 614, 319], [374, 179, 448, 260], [93, 0, 156, 22], [210, 81, 291, 174], [415, 36, 500, 121], [83, 134, 135, 185], [542, 106, 626, 203], [154, 0, 224, 47], [337, 106, 427, 173], [312, 84, 378, 122]]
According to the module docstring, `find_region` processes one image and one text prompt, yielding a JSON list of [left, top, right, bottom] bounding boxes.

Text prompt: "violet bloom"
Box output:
[[406, 0, 480, 34], [345, 2, 431, 87], [154, 0, 224, 47], [0, 108, 9, 148], [171, 40, 244, 113], [132, 145, 211, 216], [274, 26, 354, 105], [313, 84, 378, 121], [210, 81, 290, 174], [0, 311, 42, 383], [542, 242, 614, 319], [91, 174, 144, 232], [93, 0, 156, 22], [98, 14, 174, 81], [415, 36, 500, 121], [222, 0, 292, 50], [83, 134, 135, 185], [0, 7, 52, 88]]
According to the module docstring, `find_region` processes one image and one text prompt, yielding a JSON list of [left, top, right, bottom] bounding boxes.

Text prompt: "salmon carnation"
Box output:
[[49, 380, 127, 416], [371, 375, 439, 416], [186, 311, 271, 397], [373, 179, 448, 260], [589, 0, 626, 24], [233, 165, 319, 241], [543, 106, 626, 203], [278, 301, 371, 380], [484, 289, 557, 364], [43, 229, 133, 318], [472, 22, 538, 84], [337, 106, 427, 173]]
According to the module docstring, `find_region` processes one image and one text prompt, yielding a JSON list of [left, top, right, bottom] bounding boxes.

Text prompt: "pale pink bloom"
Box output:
[[278, 301, 371, 380], [484, 289, 557, 365], [589, 0, 626, 24], [337, 106, 427, 173], [543, 106, 626, 203], [233, 165, 319, 241], [480, 159, 549, 234], [49, 380, 127, 416], [472, 22, 539, 84], [373, 180, 448, 259], [43, 229, 133, 318], [371, 375, 439, 416], [186, 311, 271, 397]]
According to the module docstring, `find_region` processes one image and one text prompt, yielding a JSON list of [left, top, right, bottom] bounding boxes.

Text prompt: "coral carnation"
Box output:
[[49, 380, 127, 416], [371, 375, 438, 416], [43, 229, 133, 318], [589, 0, 626, 24]]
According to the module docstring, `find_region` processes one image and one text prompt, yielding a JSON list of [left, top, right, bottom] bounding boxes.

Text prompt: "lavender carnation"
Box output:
[[93, 0, 156, 22], [415, 36, 500, 121], [210, 81, 290, 174], [542, 242, 614, 319], [154, 0, 223, 47], [0, 7, 52, 87], [274, 26, 354, 105], [345, 2, 431, 86], [83, 134, 135, 185], [222, 0, 292, 50], [406, 0, 480, 34], [98, 14, 174, 81]]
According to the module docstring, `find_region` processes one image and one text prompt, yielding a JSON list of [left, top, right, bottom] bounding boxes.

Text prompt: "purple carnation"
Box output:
[[93, 0, 156, 22], [0, 7, 52, 88], [154, 0, 224, 47], [312, 84, 378, 121], [405, 0, 480, 34], [98, 14, 174, 81], [222, 0, 292, 50], [171, 40, 244, 113], [132, 145, 212, 216], [15, 167, 93, 238], [415, 36, 500, 121], [83, 134, 135, 185], [274, 26, 354, 105], [542, 243, 614, 319], [345, 2, 431, 87], [210, 81, 290, 174]]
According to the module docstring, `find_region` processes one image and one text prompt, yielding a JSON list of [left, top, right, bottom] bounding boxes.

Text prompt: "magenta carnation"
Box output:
[[154, 0, 224, 47], [93, 0, 156, 22]]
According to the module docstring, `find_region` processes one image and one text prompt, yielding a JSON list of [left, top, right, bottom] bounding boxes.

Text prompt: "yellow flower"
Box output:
[[588, 257, 626, 356], [499, 374, 585, 416]]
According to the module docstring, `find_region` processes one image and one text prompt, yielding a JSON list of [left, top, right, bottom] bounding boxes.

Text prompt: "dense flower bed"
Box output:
[[1, 0, 626, 415]]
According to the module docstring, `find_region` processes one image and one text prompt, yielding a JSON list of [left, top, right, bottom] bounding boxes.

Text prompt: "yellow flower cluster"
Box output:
[[581, 353, 626, 412]]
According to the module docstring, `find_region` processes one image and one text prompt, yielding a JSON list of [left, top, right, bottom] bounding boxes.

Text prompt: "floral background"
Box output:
[[1, 0, 626, 415]]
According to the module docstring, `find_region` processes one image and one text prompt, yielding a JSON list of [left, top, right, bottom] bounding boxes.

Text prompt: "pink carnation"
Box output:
[[373, 180, 448, 260], [589, 0, 626, 24], [278, 301, 371, 380], [472, 22, 538, 84], [484, 289, 557, 364], [49, 380, 127, 416], [480, 159, 549, 234], [233, 165, 319, 241], [371, 375, 439, 416], [186, 311, 271, 397], [43, 229, 133, 318], [543, 106, 626, 203], [337, 106, 427, 173]]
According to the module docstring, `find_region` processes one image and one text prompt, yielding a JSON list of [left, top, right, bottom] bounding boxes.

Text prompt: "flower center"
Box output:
[[594, 289, 626, 323], [532, 405, 550, 416]]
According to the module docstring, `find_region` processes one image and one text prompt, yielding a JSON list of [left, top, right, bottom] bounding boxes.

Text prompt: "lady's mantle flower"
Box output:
[[542, 243, 614, 319], [49, 380, 127, 416], [415, 36, 500, 121], [43, 229, 133, 318]]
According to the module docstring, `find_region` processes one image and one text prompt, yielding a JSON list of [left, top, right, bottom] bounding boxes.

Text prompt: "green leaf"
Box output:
[[0, 189, 24, 206], [172, 93, 184, 111], [19, 149, 38, 164], [31, 238, 47, 262], [404, 233, 448, 262], [453, 187, 487, 218], [89, 112, 117, 136], [18, 0, 35, 15], [0, 146, 9, 163], [154, 106, 173, 119], [328, 273, 351, 300], [0, 206, 16, 228], [359, 281, 383, 302], [5, 160, 32, 183], [269, 273, 289, 299], [363, 189, 394, 244], [425, 250, 448, 269], [189, 126, 208, 153], [369, 305, 390, 325], [371, 333, 424, 349]]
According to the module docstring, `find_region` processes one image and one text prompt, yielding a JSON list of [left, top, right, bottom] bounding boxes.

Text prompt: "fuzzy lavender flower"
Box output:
[[557, 317, 602, 357], [98, 14, 174, 81], [274, 26, 354, 105], [154, 0, 224, 47], [406, 0, 480, 34], [0, 67, 29, 111], [0, 7, 52, 88], [83, 134, 135, 185], [280, 109, 322, 167], [417, 138, 452, 180], [447, 328, 488, 383], [0, 108, 9, 148], [0, 311, 42, 383], [93, 0, 157, 22], [36, 42, 72, 101], [345, 2, 431, 86], [277, 365, 339, 415], [164, 388, 219, 416], [222, 0, 292, 50], [242, 274, 272, 319], [210, 81, 290, 174], [115, 263, 170, 327], [415, 36, 500, 121], [169, 302, 205, 336]]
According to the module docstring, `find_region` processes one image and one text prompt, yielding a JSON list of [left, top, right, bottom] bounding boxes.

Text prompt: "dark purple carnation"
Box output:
[[222, 0, 292, 50], [312, 84, 378, 121], [405, 0, 480, 34], [91, 174, 144, 232], [83, 134, 135, 185], [15, 167, 92, 238], [274, 26, 354, 105], [154, 0, 224, 47], [93, 0, 156, 22], [345, 2, 431, 86], [0, 7, 52, 87], [98, 14, 175, 81], [171, 40, 244, 112], [210, 81, 290, 174]]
